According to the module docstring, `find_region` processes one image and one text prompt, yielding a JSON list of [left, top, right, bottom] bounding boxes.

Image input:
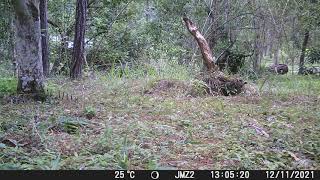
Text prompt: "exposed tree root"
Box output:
[[198, 71, 247, 96]]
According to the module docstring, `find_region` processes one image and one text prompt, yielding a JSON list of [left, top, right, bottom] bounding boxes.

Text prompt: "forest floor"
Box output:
[[0, 74, 319, 170]]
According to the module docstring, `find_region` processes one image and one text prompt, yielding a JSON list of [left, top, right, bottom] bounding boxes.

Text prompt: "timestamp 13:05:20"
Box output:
[[211, 171, 250, 179]]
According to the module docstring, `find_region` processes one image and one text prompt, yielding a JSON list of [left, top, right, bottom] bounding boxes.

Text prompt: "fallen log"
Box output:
[[268, 64, 288, 75], [302, 66, 320, 75]]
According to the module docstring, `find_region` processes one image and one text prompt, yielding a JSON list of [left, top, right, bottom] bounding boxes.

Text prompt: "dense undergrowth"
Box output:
[[0, 63, 319, 170]]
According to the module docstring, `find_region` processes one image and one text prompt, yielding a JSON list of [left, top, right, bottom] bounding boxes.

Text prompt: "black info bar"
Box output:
[[0, 170, 318, 180]]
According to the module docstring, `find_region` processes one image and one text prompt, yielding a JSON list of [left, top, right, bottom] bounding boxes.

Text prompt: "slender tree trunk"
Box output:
[[291, 17, 301, 49], [298, 31, 310, 74], [9, 10, 17, 77], [40, 0, 49, 76], [145, 0, 151, 22], [183, 16, 217, 71], [253, 37, 260, 72], [70, 0, 87, 79], [12, 0, 44, 97], [253, 19, 260, 72], [268, 30, 274, 59], [207, 0, 218, 51], [264, 44, 270, 57], [51, 34, 67, 74], [224, 0, 233, 43], [249, 0, 260, 72], [273, 43, 280, 65]]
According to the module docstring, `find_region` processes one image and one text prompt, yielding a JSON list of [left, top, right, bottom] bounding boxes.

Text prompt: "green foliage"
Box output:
[[2, 0, 320, 171], [306, 48, 320, 64], [190, 79, 208, 96], [83, 106, 96, 119], [0, 0, 12, 51], [0, 78, 17, 97], [297, 0, 320, 30], [146, 159, 158, 170], [92, 127, 113, 154], [56, 116, 89, 134]]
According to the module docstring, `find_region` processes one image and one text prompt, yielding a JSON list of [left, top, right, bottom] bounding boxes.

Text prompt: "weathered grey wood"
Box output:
[[12, 0, 44, 96]]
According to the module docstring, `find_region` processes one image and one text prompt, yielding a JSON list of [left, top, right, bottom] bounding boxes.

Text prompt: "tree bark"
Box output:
[[70, 0, 88, 79], [298, 31, 310, 74], [183, 16, 216, 71], [9, 10, 17, 77], [12, 0, 44, 97], [205, 0, 218, 51], [253, 25, 261, 72], [145, 0, 151, 22], [40, 0, 49, 76], [273, 44, 280, 65], [251, 0, 261, 72]]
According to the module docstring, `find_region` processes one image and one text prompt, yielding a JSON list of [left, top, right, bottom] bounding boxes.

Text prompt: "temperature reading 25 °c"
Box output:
[[115, 171, 135, 179]]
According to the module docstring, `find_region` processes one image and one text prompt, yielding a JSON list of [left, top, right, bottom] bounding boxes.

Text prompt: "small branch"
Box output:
[[47, 19, 59, 28], [216, 41, 235, 64]]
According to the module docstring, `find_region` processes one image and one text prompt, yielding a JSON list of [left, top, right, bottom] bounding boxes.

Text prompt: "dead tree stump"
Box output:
[[183, 16, 246, 96]]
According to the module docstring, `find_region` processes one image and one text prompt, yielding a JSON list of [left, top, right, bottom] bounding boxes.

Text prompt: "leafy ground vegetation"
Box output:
[[1, 0, 320, 171], [0, 66, 319, 170]]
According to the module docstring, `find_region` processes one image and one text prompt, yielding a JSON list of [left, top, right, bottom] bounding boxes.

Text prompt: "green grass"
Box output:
[[0, 78, 17, 97], [258, 75, 320, 98], [0, 65, 319, 170]]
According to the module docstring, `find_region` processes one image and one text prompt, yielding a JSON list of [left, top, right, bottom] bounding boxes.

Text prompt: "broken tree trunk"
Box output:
[[183, 16, 246, 96], [183, 16, 217, 72]]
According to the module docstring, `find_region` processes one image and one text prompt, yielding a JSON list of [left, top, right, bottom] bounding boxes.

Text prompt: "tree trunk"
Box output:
[[51, 34, 68, 74], [253, 22, 261, 72], [40, 0, 49, 76], [9, 10, 17, 77], [252, 0, 261, 72], [298, 31, 310, 74], [183, 16, 246, 96], [253, 37, 260, 72], [273, 45, 280, 65], [70, 0, 87, 79], [206, 0, 218, 51], [145, 0, 151, 22], [12, 0, 45, 97], [183, 16, 216, 71]]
